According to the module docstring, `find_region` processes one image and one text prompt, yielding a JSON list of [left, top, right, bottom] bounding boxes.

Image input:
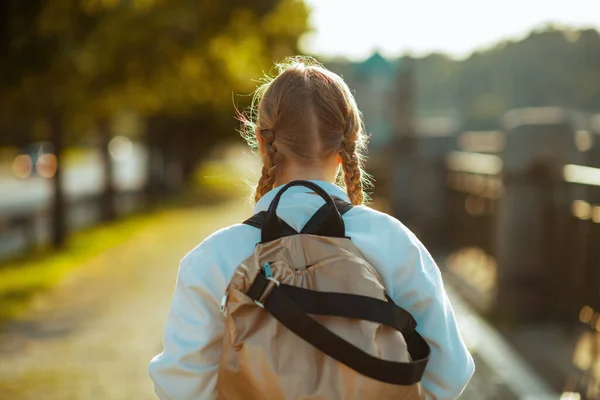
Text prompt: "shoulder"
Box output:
[[346, 204, 421, 247], [345, 205, 440, 276], [178, 223, 259, 289], [347, 206, 443, 300]]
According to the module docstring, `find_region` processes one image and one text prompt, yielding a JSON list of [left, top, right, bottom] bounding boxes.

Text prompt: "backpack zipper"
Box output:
[[220, 291, 229, 314], [220, 262, 272, 315]]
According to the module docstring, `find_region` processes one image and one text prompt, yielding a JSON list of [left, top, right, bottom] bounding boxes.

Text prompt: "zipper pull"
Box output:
[[220, 291, 229, 314]]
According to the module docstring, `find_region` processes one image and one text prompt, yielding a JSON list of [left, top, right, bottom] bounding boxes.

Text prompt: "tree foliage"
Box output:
[[0, 0, 309, 247], [414, 27, 600, 130], [0, 0, 310, 143]]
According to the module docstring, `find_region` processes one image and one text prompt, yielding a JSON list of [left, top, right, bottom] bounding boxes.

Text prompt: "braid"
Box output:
[[339, 140, 364, 205], [255, 129, 282, 202]]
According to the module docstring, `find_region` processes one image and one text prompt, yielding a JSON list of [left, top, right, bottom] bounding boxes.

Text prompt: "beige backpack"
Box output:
[[217, 181, 430, 400]]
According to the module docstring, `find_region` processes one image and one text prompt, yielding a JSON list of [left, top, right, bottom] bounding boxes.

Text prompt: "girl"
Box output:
[[149, 56, 474, 399]]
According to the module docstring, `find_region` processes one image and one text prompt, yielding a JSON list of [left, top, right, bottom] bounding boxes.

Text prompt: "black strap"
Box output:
[[301, 197, 353, 235], [262, 181, 346, 242], [272, 285, 418, 334], [336, 200, 354, 215], [243, 195, 354, 241], [247, 274, 430, 386], [243, 214, 298, 237]]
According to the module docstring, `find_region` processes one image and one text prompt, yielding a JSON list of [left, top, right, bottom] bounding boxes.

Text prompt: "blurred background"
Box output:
[[0, 0, 599, 399]]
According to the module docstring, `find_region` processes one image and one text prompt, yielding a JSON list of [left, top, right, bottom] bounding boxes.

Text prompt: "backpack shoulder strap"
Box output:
[[243, 213, 298, 237], [243, 197, 353, 238], [247, 272, 430, 385], [300, 197, 353, 236]]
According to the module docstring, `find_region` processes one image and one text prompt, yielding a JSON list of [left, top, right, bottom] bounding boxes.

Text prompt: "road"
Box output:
[[0, 144, 147, 260], [0, 144, 147, 216]]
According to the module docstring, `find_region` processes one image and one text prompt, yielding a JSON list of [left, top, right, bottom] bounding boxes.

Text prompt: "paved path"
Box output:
[[0, 198, 555, 399], [446, 284, 558, 400]]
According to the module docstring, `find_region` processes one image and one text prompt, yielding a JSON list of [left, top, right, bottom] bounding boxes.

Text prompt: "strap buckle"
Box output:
[[255, 277, 280, 308], [249, 262, 280, 308]]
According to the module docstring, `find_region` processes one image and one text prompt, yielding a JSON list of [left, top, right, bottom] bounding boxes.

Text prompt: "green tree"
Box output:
[[0, 0, 104, 246], [0, 0, 310, 247], [413, 26, 600, 130]]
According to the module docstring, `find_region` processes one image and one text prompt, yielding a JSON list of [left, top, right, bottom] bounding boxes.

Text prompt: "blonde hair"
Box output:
[[241, 56, 371, 205]]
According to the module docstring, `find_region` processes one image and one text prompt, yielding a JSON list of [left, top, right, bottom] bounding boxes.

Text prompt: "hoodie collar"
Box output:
[[253, 180, 351, 214]]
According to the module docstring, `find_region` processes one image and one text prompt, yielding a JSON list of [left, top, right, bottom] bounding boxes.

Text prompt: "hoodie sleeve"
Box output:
[[148, 246, 225, 400], [385, 224, 475, 399]]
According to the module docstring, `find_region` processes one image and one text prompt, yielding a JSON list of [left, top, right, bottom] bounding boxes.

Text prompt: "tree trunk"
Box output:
[[163, 126, 185, 194], [49, 112, 67, 248], [98, 117, 116, 221], [181, 118, 203, 184], [144, 116, 164, 205]]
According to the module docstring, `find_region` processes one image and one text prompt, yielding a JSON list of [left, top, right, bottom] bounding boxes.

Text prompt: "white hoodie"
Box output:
[[149, 180, 475, 399]]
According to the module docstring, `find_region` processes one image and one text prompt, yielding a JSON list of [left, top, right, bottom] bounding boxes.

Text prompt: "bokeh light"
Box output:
[[575, 130, 593, 152], [36, 153, 58, 178], [108, 136, 133, 161], [581, 306, 595, 324], [572, 200, 592, 220], [12, 154, 33, 179]]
